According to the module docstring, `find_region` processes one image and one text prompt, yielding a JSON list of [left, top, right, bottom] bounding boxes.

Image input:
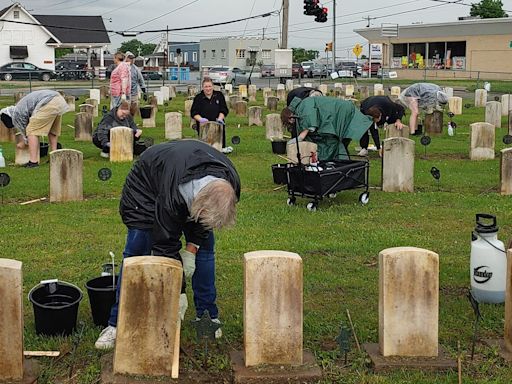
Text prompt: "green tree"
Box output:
[[470, 0, 508, 18], [55, 48, 73, 59], [118, 39, 157, 56], [292, 48, 319, 63]]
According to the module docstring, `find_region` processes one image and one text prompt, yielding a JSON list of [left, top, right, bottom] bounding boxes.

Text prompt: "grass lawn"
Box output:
[[1, 85, 512, 383]]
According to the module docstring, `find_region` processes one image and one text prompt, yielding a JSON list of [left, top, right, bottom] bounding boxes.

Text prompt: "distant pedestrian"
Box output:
[[110, 51, 131, 109], [124, 51, 147, 116]]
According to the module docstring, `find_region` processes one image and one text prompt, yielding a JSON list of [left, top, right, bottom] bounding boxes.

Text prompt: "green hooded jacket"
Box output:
[[288, 96, 372, 161]]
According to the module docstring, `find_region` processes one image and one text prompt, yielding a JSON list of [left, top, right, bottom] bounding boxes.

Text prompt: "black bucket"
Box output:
[[28, 280, 83, 336], [85, 275, 118, 327], [40, 142, 62, 157], [139, 106, 152, 119], [272, 163, 288, 185], [271, 140, 287, 154]]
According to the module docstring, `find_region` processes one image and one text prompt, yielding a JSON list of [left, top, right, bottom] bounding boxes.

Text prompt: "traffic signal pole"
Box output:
[[332, 0, 336, 73], [281, 0, 289, 48]]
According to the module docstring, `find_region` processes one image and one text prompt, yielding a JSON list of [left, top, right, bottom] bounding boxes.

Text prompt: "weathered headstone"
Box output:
[[443, 87, 454, 98], [244, 250, 303, 366], [390, 86, 401, 98], [501, 94, 512, 116], [154, 91, 164, 105], [15, 145, 31, 165], [267, 96, 279, 111], [188, 85, 198, 97], [379, 247, 439, 357], [345, 84, 354, 97], [470, 122, 495, 160], [199, 121, 223, 151], [74, 112, 93, 141], [486, 101, 502, 128], [316, 84, 327, 96], [99, 85, 109, 99], [114, 256, 182, 379], [263, 87, 273, 107], [0, 120, 15, 142], [65, 95, 75, 112], [374, 84, 384, 96], [265, 113, 283, 140], [448, 96, 462, 115], [14, 92, 25, 104], [79, 103, 94, 118], [234, 100, 247, 116], [229, 94, 241, 108], [160, 86, 170, 101], [286, 79, 294, 91], [109, 126, 133, 162], [304, 82, 313, 88], [501, 148, 512, 195], [475, 89, 487, 108], [248, 84, 257, 102], [382, 137, 415, 192], [224, 83, 233, 95], [89, 88, 101, 104], [334, 83, 343, 89], [287, 142, 317, 165], [277, 83, 285, 91], [239, 84, 248, 98], [168, 85, 177, 98], [165, 112, 182, 140], [0, 259, 31, 382], [49, 149, 83, 202], [385, 124, 409, 139], [142, 97, 158, 128], [85, 98, 98, 117], [424, 111, 443, 135], [184, 99, 193, 118], [360, 86, 370, 99], [276, 88, 286, 102], [248, 106, 263, 126]]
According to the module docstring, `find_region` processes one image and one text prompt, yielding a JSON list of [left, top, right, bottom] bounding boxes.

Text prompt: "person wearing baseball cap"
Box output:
[[124, 51, 147, 116]]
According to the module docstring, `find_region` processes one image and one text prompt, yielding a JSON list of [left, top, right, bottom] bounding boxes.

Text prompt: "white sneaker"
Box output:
[[357, 148, 368, 156], [212, 318, 222, 339], [95, 326, 116, 349], [100, 151, 109, 158], [221, 146, 233, 154]]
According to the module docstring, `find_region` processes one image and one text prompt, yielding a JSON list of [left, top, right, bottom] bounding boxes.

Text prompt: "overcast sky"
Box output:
[[18, 0, 512, 59]]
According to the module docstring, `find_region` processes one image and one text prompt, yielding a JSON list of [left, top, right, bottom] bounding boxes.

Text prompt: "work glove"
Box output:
[[179, 293, 188, 321], [216, 118, 225, 125], [121, 94, 127, 101], [179, 249, 196, 278], [198, 117, 209, 124]]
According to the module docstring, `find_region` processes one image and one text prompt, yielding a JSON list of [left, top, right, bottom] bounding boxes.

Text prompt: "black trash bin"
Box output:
[[85, 275, 118, 327], [28, 280, 83, 336]]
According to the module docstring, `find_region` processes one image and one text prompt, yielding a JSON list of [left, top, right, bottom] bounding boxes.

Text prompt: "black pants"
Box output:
[[93, 135, 147, 156], [359, 124, 381, 150]]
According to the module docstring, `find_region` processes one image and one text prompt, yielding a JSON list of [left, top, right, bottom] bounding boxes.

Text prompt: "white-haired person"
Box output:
[[0, 90, 68, 168], [398, 82, 448, 135], [124, 51, 147, 116], [109, 51, 131, 109], [95, 139, 240, 350]]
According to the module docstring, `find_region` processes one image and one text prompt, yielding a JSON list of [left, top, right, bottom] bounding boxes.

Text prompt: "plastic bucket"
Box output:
[[28, 280, 83, 336], [140, 106, 152, 119], [85, 275, 118, 327], [271, 163, 288, 185], [271, 140, 287, 154]]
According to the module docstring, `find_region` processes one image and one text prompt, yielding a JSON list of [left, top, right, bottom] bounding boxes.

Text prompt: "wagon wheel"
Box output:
[[306, 201, 318, 212], [286, 197, 296, 206], [359, 191, 370, 205]]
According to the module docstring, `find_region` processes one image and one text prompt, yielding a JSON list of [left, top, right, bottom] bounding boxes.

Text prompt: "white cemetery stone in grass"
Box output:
[[184, 99, 193, 118], [0, 120, 15, 142], [443, 87, 454, 98], [99, 85, 109, 99], [382, 137, 415, 193], [142, 98, 157, 128], [276, 88, 286, 101], [485, 101, 502, 128], [501, 94, 512, 116], [89, 88, 100, 104], [265, 113, 283, 140], [229, 95, 241, 108], [114, 256, 182, 379], [224, 83, 233, 94], [74, 112, 93, 141], [169, 85, 177, 98], [390, 86, 401, 97], [234, 100, 248, 116], [213, 85, 221, 92], [277, 83, 285, 91], [317, 84, 328, 95], [160, 86, 170, 101], [501, 148, 512, 195], [448, 97, 462, 115], [14, 92, 25, 104], [475, 89, 488, 107], [15, 145, 32, 165], [304, 82, 313, 88], [188, 85, 198, 97], [65, 95, 75, 112], [199, 121, 223, 151], [293, 84, 301, 89], [110, 126, 134, 162], [263, 87, 273, 107], [470, 122, 495, 160], [239, 84, 248, 98], [345, 84, 354, 97], [79, 103, 94, 118], [267, 96, 279, 112], [154, 91, 164, 105], [248, 84, 257, 102], [374, 84, 384, 95], [0, 259, 23, 381], [360, 86, 370, 99], [334, 82, 343, 89], [379, 247, 439, 357], [286, 79, 294, 91], [244, 250, 303, 366], [165, 112, 182, 140], [49, 149, 83, 202], [85, 98, 98, 117], [287, 142, 317, 165], [385, 124, 409, 140], [248, 106, 263, 126]]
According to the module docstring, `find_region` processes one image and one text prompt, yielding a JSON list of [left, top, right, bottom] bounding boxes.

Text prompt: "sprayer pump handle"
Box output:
[[476, 213, 496, 228]]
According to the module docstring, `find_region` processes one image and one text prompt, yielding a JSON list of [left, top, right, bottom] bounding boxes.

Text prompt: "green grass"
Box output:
[[2, 87, 512, 383]]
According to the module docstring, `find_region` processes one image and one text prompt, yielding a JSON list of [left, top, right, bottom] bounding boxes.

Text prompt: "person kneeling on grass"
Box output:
[[92, 101, 147, 158]]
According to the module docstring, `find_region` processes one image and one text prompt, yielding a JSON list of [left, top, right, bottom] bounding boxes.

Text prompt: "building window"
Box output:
[[408, 42, 426, 68], [184, 52, 189, 63], [262, 49, 271, 59], [13, 10, 20, 19], [192, 51, 197, 62], [9, 45, 28, 59], [202, 50, 206, 59], [236, 49, 246, 59], [428, 42, 445, 69], [212, 49, 216, 59], [221, 49, 226, 59]]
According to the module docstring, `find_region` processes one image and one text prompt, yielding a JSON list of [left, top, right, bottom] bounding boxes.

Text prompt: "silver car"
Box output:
[[208, 67, 250, 86]]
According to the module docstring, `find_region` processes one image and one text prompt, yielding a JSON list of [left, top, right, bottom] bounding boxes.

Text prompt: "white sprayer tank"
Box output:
[[470, 214, 506, 303]]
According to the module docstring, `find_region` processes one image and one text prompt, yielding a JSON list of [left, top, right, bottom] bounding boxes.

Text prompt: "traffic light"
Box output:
[[304, 0, 319, 16], [325, 42, 332, 52], [315, 7, 328, 22]]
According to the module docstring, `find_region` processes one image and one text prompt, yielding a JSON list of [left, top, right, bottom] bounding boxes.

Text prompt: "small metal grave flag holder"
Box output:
[[191, 310, 221, 369], [335, 323, 351, 364], [0, 172, 10, 204], [98, 168, 112, 199], [430, 166, 441, 190], [503, 135, 512, 145], [420, 135, 431, 158], [467, 290, 483, 360]]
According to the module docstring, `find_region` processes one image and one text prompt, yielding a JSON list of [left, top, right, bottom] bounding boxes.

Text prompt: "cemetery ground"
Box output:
[[1, 83, 512, 383]]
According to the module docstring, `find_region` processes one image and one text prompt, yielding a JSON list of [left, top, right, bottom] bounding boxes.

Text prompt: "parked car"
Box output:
[[337, 61, 359, 77], [310, 63, 328, 78], [55, 60, 93, 80], [292, 63, 304, 78], [141, 70, 163, 80], [301, 61, 315, 78], [362, 62, 381, 77], [261, 64, 275, 77], [209, 67, 250, 86], [0, 62, 56, 81]]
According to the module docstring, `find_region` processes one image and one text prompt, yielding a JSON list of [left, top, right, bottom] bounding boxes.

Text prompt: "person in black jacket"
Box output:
[[92, 101, 147, 158], [285, 86, 323, 106], [191, 77, 230, 152], [358, 96, 405, 157], [95, 140, 241, 350]]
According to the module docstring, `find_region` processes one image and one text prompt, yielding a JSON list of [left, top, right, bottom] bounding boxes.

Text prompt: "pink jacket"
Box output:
[[110, 62, 131, 97]]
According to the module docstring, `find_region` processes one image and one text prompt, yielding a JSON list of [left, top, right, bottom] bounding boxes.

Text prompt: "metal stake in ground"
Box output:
[[97, 167, 112, 199], [430, 167, 441, 191], [467, 289, 483, 360], [335, 323, 351, 364], [420, 135, 431, 158], [191, 310, 221, 369], [0, 172, 10, 204]]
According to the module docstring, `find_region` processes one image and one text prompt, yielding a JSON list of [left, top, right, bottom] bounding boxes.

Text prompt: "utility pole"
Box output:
[[164, 25, 169, 86], [281, 0, 289, 48], [332, 0, 336, 73]]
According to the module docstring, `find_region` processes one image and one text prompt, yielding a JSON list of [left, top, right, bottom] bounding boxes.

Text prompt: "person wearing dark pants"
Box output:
[[358, 96, 406, 157]]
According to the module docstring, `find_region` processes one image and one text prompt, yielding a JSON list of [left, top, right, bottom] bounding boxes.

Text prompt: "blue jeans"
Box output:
[[190, 231, 218, 319], [108, 228, 153, 326]]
